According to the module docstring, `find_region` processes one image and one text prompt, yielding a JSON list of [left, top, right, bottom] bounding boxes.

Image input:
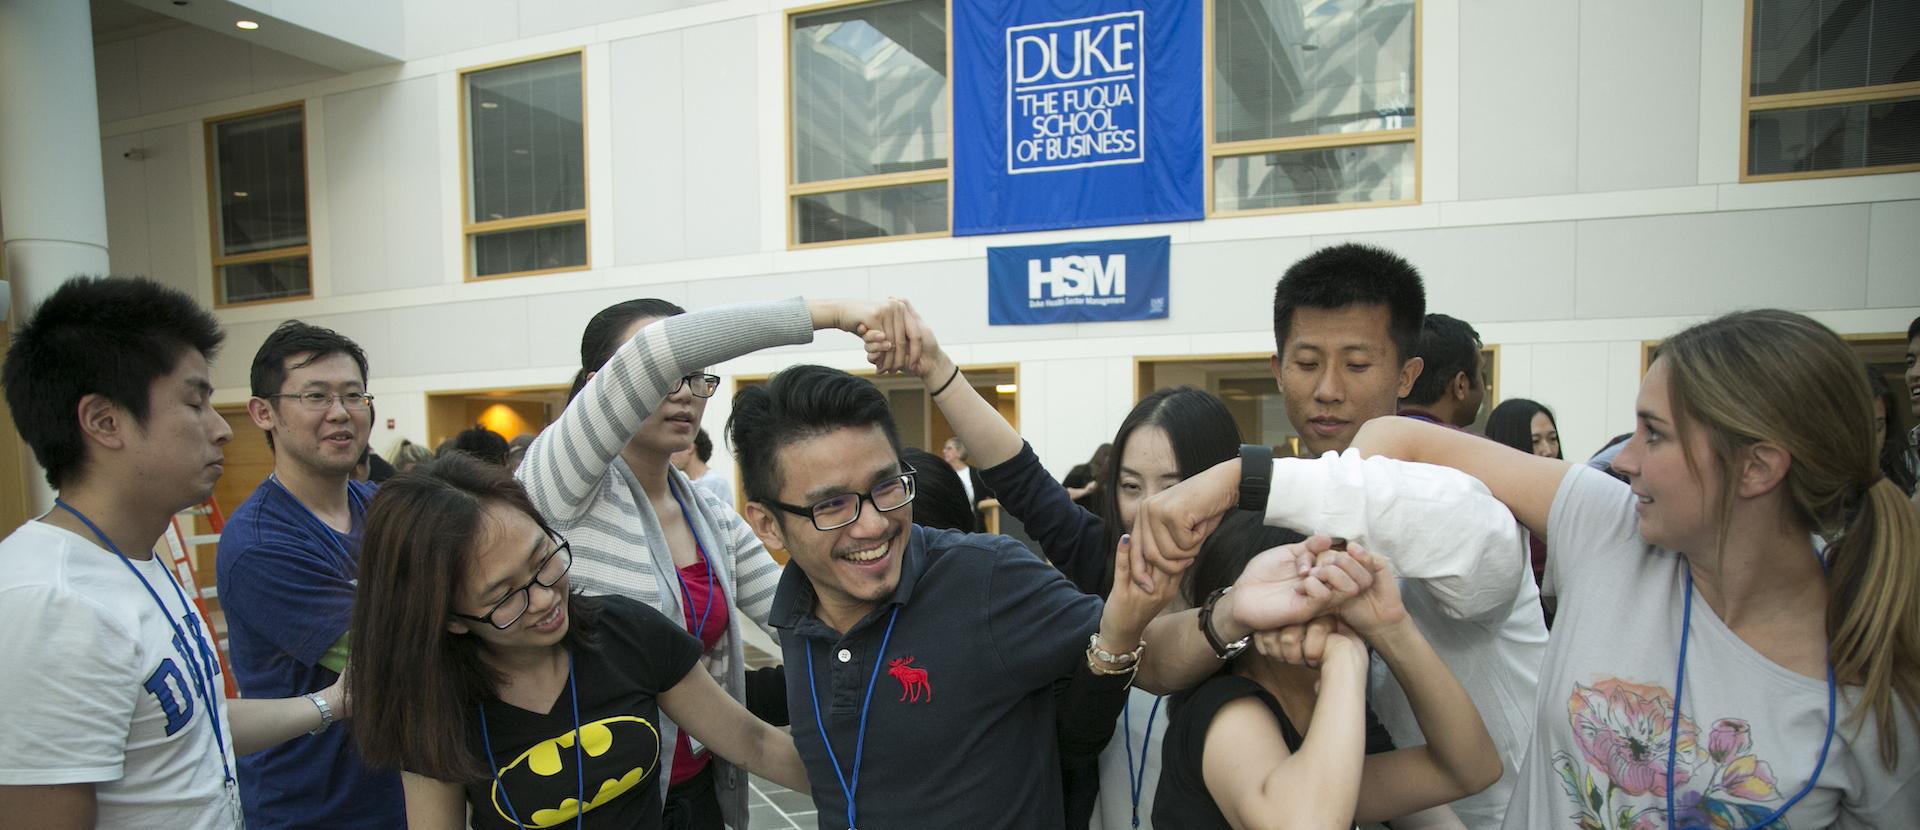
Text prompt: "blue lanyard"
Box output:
[[479, 654, 584, 830], [1123, 694, 1164, 828], [54, 500, 234, 790], [665, 481, 717, 638], [1666, 564, 1835, 829], [804, 607, 901, 830]]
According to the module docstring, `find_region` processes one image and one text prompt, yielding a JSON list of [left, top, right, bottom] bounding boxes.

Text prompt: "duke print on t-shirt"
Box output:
[[142, 614, 219, 736]]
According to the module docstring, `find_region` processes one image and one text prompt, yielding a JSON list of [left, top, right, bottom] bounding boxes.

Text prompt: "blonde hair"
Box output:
[[1661, 309, 1919, 768]]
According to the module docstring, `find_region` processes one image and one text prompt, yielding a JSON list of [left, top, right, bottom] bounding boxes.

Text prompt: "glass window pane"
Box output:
[[1748, 97, 1920, 175], [1213, 141, 1413, 212], [794, 181, 948, 244], [221, 256, 310, 305], [213, 107, 307, 256], [472, 221, 588, 277], [1751, 0, 1920, 96], [467, 54, 585, 222], [791, 0, 950, 183], [1214, 0, 1416, 144]]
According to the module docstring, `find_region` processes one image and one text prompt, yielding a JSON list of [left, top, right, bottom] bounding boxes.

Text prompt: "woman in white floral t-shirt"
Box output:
[[1337, 309, 1918, 828]]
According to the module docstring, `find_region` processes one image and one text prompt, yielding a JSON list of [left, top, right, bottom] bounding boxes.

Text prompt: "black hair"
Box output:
[[448, 424, 510, 465], [1094, 387, 1243, 593], [900, 447, 976, 532], [1271, 242, 1426, 362], [1907, 315, 1920, 344], [1183, 511, 1307, 611], [248, 320, 370, 451], [693, 428, 714, 464], [1485, 398, 1559, 458], [570, 298, 687, 402], [1402, 313, 1481, 406], [1867, 368, 1918, 494], [728, 365, 902, 507], [3, 276, 225, 488]]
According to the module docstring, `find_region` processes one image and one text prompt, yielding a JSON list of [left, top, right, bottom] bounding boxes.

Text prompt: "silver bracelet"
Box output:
[[304, 692, 334, 736]]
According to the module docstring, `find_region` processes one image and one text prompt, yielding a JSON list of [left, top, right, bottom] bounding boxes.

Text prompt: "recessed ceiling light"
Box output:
[[235, 20, 260, 30], [232, 191, 248, 198], [479, 101, 499, 109], [995, 383, 1018, 394]]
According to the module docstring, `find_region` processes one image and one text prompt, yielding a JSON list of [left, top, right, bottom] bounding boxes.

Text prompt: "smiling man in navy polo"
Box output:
[[730, 363, 1366, 829]]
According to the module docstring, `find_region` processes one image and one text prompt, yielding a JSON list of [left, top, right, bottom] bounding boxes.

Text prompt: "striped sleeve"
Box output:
[[724, 506, 784, 629], [517, 299, 814, 525]]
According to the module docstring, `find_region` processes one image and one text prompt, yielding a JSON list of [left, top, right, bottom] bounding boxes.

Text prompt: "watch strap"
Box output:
[[1236, 443, 1274, 512]]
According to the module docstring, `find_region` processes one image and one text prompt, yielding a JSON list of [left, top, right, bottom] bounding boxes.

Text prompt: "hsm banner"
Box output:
[[988, 236, 1170, 325], [953, 0, 1204, 236]]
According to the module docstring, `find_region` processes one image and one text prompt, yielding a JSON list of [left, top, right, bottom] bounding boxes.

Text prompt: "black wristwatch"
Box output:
[[1199, 586, 1251, 660], [1236, 443, 1273, 512]]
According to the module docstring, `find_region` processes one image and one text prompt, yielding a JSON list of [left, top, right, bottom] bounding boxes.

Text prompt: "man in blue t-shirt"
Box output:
[[215, 321, 403, 828]]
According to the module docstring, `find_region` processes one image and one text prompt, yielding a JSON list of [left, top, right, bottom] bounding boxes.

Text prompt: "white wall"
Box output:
[[93, 0, 1920, 480]]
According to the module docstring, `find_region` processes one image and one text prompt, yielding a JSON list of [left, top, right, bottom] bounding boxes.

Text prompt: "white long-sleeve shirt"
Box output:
[[1263, 449, 1549, 830]]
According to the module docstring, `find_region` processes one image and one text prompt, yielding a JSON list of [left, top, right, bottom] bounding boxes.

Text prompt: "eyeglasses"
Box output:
[[671, 373, 721, 398], [453, 536, 573, 630], [766, 468, 916, 531], [263, 391, 375, 411]]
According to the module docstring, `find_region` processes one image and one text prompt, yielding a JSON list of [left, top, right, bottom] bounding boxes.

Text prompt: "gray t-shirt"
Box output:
[[1503, 465, 1918, 829]]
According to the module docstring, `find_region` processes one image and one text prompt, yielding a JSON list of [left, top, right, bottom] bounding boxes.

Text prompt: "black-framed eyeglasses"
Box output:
[[766, 468, 916, 531], [671, 373, 721, 398], [262, 391, 375, 411], [452, 536, 573, 630]]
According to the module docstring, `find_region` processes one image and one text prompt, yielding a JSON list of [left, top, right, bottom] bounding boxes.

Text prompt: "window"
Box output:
[[461, 51, 588, 279], [206, 104, 311, 306], [788, 0, 950, 247], [1743, 0, 1920, 180], [1210, 0, 1418, 215]]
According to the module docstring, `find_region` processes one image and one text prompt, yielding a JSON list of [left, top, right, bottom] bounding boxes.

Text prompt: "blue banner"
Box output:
[[988, 236, 1169, 325], [953, 0, 1204, 236]]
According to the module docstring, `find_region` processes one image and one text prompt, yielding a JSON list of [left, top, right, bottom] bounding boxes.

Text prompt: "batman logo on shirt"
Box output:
[[491, 715, 661, 828]]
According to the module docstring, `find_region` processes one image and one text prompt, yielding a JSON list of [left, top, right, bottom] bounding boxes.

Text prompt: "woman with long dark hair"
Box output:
[[1484, 398, 1560, 459], [347, 454, 809, 828], [515, 296, 900, 826]]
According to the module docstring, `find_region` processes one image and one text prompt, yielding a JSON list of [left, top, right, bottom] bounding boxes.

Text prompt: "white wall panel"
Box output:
[[94, 41, 141, 124], [1575, 205, 1870, 319], [611, 32, 687, 264], [101, 134, 151, 279], [1576, 0, 1700, 193], [1524, 341, 1611, 464], [134, 26, 256, 115], [681, 18, 760, 260], [521, 283, 696, 371], [403, 0, 518, 61], [1315, 222, 1578, 323], [138, 124, 203, 302], [1867, 201, 1920, 309], [323, 77, 444, 296], [386, 298, 529, 377], [1456, 0, 1577, 200]]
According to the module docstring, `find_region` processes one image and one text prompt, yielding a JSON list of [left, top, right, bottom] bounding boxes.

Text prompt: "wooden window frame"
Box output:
[[1740, 2, 1920, 183], [457, 48, 592, 281], [204, 101, 313, 309], [1204, 0, 1422, 219], [784, 0, 955, 250]]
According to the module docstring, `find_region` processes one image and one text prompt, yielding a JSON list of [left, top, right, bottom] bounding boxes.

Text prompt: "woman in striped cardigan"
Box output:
[[516, 296, 902, 828]]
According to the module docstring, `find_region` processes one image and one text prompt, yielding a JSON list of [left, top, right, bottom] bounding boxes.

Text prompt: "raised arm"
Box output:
[[1335, 555, 1502, 824], [1202, 633, 1370, 830], [1348, 417, 1572, 539], [887, 300, 1024, 469], [1262, 449, 1528, 621], [518, 298, 895, 525]]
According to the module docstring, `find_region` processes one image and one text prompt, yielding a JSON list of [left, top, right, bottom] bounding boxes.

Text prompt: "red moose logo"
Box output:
[[887, 656, 932, 703]]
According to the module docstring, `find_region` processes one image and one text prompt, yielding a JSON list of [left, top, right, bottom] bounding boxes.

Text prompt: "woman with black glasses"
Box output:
[[347, 453, 811, 829], [514, 296, 905, 828]]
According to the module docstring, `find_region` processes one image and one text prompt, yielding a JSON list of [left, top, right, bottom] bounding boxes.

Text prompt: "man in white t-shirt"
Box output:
[[1136, 244, 1548, 829], [0, 277, 350, 829]]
